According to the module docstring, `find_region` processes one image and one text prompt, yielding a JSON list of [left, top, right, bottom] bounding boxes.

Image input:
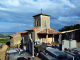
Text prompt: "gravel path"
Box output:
[[0, 45, 7, 60]]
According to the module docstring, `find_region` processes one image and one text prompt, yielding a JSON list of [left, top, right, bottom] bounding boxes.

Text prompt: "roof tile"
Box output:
[[28, 27, 41, 31], [38, 28, 60, 34], [9, 31, 28, 37]]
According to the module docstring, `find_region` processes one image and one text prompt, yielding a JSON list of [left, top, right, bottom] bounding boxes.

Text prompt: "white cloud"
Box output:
[[0, 0, 80, 32]]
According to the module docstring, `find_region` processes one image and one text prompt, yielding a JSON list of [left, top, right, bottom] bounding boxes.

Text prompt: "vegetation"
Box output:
[[0, 33, 13, 43], [59, 24, 80, 32]]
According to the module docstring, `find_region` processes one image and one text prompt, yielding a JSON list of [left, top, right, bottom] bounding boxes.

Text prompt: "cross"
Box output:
[[41, 8, 42, 13]]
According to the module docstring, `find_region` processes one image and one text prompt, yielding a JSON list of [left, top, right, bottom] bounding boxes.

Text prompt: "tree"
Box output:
[[59, 24, 80, 32]]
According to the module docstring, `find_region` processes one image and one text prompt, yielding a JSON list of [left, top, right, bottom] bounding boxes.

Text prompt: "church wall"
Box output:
[[40, 38, 52, 44], [21, 33, 28, 44], [10, 34, 22, 47], [41, 15, 50, 29], [38, 34, 54, 44], [10, 37, 14, 47], [34, 16, 41, 27], [34, 28, 41, 41], [32, 31, 35, 42]]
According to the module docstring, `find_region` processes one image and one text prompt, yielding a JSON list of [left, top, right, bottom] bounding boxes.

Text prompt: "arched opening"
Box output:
[[44, 20, 47, 27], [36, 21, 38, 26]]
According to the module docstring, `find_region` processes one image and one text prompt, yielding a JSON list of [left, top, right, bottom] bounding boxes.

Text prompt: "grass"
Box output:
[[0, 38, 7, 39], [0, 33, 11, 44], [0, 40, 10, 43]]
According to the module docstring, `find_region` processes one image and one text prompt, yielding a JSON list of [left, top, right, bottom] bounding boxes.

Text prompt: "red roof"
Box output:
[[28, 27, 41, 31], [9, 31, 28, 37], [38, 28, 60, 34]]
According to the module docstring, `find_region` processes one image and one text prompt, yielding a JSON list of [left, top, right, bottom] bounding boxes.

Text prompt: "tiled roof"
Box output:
[[9, 31, 28, 37], [38, 28, 60, 34], [33, 13, 51, 17], [61, 29, 80, 33], [28, 27, 41, 31]]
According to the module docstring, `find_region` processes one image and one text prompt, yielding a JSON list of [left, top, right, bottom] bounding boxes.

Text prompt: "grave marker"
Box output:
[[62, 40, 69, 51], [69, 40, 77, 49]]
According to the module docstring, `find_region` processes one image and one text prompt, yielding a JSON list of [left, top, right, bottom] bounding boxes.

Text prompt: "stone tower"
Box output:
[[33, 13, 51, 29]]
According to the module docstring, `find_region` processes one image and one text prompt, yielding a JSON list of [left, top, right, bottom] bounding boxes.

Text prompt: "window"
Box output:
[[36, 21, 38, 26], [44, 20, 47, 27]]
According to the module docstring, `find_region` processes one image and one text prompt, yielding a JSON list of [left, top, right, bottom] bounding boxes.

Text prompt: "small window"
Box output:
[[44, 20, 47, 27], [36, 21, 38, 26]]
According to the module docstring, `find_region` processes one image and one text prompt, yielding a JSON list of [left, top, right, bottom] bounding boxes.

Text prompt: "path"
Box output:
[[0, 45, 7, 60]]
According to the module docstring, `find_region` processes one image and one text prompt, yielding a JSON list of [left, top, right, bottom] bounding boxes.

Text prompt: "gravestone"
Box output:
[[28, 37, 34, 57], [69, 40, 77, 49], [21, 38, 24, 49], [62, 40, 69, 51], [46, 47, 67, 58], [28, 38, 32, 54]]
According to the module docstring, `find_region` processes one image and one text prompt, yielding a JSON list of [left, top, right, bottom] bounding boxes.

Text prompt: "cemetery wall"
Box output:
[[61, 29, 80, 42], [75, 29, 80, 42], [67, 31, 75, 40], [61, 31, 75, 40]]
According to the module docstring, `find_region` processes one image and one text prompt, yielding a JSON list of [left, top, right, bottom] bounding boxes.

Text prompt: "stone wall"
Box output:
[[75, 29, 80, 42], [34, 16, 41, 27], [41, 15, 50, 29], [10, 34, 22, 47], [34, 28, 41, 40], [21, 33, 28, 44], [10, 37, 14, 47]]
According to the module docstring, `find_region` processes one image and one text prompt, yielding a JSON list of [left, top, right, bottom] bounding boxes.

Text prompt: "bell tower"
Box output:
[[33, 11, 51, 29]]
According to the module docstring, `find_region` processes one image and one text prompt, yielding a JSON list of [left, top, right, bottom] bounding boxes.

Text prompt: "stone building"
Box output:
[[9, 13, 61, 47], [61, 29, 80, 42]]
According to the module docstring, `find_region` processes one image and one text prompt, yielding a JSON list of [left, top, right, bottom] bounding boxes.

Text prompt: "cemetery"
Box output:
[[8, 13, 80, 60], [6, 35, 80, 60], [33, 40, 80, 60]]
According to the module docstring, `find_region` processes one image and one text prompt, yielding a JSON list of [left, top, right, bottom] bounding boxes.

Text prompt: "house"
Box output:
[[9, 13, 61, 47]]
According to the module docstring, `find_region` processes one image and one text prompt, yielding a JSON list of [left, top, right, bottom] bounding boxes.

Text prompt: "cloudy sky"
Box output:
[[0, 0, 80, 32]]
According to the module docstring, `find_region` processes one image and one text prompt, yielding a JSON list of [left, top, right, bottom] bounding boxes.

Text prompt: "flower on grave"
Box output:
[[35, 45, 37, 47], [78, 52, 80, 54], [18, 48, 20, 49], [68, 48, 72, 51], [75, 51, 78, 54], [19, 43, 21, 45], [13, 45, 15, 47], [7, 47, 9, 51]]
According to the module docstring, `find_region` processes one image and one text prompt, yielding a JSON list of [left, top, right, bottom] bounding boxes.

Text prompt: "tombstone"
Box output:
[[62, 40, 69, 51], [59, 44, 62, 51], [46, 47, 67, 58], [69, 40, 77, 49], [28, 37, 34, 57], [28, 38, 32, 54]]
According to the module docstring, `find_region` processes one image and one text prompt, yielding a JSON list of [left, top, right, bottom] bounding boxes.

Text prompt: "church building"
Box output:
[[9, 13, 61, 47]]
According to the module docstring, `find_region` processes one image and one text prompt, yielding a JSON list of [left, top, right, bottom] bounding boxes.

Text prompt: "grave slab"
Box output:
[[46, 47, 67, 58]]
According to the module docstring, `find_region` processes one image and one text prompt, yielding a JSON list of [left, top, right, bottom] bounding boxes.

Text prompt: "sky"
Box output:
[[0, 0, 80, 32]]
